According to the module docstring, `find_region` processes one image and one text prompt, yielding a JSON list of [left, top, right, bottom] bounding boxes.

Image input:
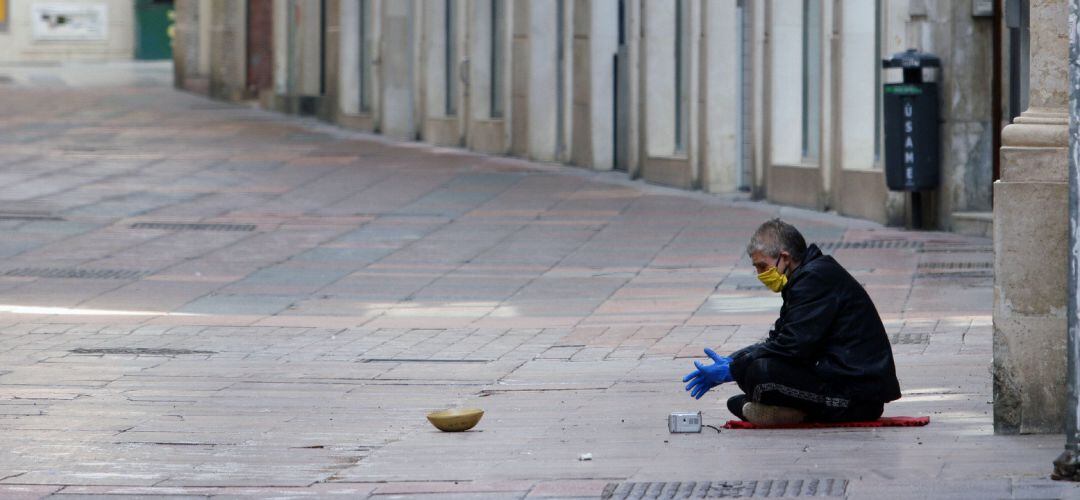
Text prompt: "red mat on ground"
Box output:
[[722, 416, 929, 430]]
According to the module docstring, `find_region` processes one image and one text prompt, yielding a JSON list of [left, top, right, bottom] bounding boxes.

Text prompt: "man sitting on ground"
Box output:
[[682, 219, 901, 425]]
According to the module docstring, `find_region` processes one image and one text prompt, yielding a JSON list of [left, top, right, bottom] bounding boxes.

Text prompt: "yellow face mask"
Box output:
[[757, 257, 788, 293]]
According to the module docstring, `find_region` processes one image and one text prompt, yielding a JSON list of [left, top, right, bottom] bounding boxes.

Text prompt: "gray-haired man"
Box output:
[[683, 219, 901, 424]]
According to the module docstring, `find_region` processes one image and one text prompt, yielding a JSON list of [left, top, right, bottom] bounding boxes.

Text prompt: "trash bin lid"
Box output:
[[882, 48, 941, 69]]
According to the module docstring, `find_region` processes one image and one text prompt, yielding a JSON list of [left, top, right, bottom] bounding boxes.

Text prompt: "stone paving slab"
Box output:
[[0, 69, 1066, 498]]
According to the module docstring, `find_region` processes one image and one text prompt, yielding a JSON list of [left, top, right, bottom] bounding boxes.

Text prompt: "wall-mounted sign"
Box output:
[[971, 0, 994, 17], [31, 3, 108, 41], [883, 82, 940, 191], [0, 0, 9, 32]]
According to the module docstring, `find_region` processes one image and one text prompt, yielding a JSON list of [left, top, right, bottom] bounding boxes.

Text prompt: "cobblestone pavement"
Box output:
[[0, 70, 1075, 498]]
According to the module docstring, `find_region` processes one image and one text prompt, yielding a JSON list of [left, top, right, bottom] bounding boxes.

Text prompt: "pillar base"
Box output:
[[1053, 449, 1080, 481], [994, 109, 1068, 435]]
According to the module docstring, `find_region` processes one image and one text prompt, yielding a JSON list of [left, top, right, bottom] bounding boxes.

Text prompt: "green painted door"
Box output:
[[135, 0, 174, 60]]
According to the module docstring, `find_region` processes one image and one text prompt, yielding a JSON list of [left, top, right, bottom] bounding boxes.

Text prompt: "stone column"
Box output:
[[509, 1, 530, 157], [994, 0, 1070, 434], [209, 1, 247, 101], [171, 0, 190, 84], [322, 0, 341, 121], [171, 0, 202, 93], [569, 0, 593, 169]]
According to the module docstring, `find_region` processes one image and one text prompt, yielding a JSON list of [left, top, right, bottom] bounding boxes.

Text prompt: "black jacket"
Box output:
[[730, 244, 901, 402]]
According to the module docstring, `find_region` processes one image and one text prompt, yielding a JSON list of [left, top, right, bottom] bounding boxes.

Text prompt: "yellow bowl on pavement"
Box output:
[[426, 408, 484, 432]]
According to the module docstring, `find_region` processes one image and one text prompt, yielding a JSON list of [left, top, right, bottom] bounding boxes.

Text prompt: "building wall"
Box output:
[[172, 0, 998, 234], [769, 0, 806, 168], [763, 0, 823, 210], [419, 0, 460, 146], [585, 0, 617, 170], [277, 0, 322, 97], [839, 0, 878, 173], [755, 0, 994, 225], [208, 1, 245, 101], [174, 0, 252, 101], [642, 1, 677, 159], [831, 0, 896, 223], [527, 0, 564, 162], [337, 0, 380, 132], [639, 0, 702, 190], [465, 0, 512, 154], [509, 1, 529, 158], [380, 0, 415, 139], [197, 0, 210, 74], [172, 0, 201, 90], [700, 0, 739, 194], [0, 0, 136, 62], [903, 0, 995, 229]]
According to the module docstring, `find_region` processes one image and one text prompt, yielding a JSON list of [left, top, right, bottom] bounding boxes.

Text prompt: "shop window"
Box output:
[[801, 0, 821, 161], [0, 0, 10, 32], [491, 0, 505, 118], [445, 0, 457, 116], [358, 0, 373, 113], [839, 0, 880, 170], [674, 0, 691, 153]]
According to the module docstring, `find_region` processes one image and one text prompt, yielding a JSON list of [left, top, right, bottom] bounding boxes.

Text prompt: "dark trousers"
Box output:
[[730, 357, 884, 423]]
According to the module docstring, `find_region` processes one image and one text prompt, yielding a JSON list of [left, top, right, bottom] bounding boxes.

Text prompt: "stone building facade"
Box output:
[[174, 0, 1002, 232], [172, 0, 1080, 437], [0, 0, 175, 62], [0, 0, 137, 62]]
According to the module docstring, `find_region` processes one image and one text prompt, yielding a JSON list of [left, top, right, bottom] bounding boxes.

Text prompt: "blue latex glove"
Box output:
[[682, 348, 733, 399]]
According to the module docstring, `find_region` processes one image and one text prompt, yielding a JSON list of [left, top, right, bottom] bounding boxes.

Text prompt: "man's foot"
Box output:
[[742, 402, 807, 425], [727, 395, 749, 421]]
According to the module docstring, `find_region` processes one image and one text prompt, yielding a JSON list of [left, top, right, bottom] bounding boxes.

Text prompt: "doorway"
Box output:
[[736, 0, 752, 191], [285, 0, 325, 114], [555, 0, 566, 160], [135, 0, 174, 60], [613, 0, 629, 171], [246, 0, 273, 97]]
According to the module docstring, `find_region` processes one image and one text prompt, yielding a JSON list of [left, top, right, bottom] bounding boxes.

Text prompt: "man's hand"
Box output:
[[682, 348, 734, 399]]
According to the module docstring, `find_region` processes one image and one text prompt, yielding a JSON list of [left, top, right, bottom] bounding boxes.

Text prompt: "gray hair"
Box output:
[[746, 218, 808, 263]]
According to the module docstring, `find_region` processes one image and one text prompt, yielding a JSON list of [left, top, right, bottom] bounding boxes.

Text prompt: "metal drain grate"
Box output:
[[188, 103, 239, 111], [891, 332, 930, 345], [602, 479, 848, 499], [131, 222, 257, 232], [919, 245, 993, 254], [915, 261, 993, 279], [3, 268, 147, 280], [359, 358, 491, 363], [70, 348, 215, 356], [0, 213, 63, 221], [818, 240, 923, 251], [285, 132, 334, 143], [917, 262, 993, 271]]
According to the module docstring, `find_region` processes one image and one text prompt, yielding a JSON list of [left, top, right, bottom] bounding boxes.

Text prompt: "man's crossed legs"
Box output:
[[728, 357, 884, 424]]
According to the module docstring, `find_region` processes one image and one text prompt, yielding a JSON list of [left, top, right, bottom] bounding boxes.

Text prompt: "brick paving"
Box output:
[[0, 67, 1075, 498]]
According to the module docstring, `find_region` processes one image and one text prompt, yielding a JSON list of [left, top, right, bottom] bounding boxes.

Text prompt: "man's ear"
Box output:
[[779, 251, 792, 271]]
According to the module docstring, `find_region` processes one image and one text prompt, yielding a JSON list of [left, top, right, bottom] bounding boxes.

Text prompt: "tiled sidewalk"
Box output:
[[0, 78, 1073, 498]]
